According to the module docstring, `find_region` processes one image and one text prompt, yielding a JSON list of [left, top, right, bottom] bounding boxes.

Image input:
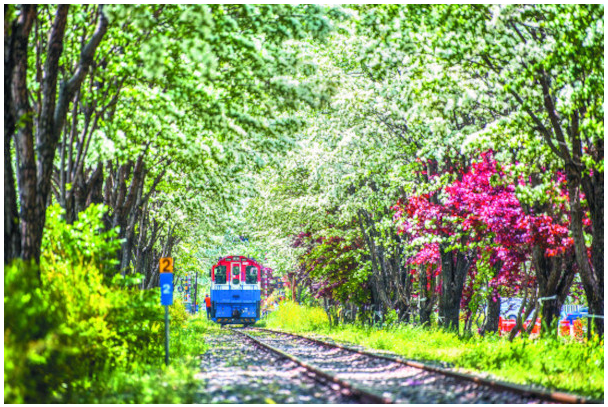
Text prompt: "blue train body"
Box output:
[[210, 255, 262, 326]]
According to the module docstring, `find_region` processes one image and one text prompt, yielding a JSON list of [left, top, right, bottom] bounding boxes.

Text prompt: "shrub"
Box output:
[[4, 204, 165, 402], [4, 260, 63, 403], [42, 204, 120, 274], [75, 316, 214, 404], [169, 297, 190, 329], [171, 315, 210, 361], [317, 321, 604, 399], [105, 275, 164, 366]]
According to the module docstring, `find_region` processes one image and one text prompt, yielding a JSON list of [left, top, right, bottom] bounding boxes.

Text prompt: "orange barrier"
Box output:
[[498, 317, 515, 335], [499, 316, 587, 339], [559, 320, 572, 337], [498, 317, 541, 335]]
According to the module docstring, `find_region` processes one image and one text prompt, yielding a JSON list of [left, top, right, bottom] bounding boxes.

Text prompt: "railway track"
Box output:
[[229, 327, 391, 403], [197, 330, 361, 403], [232, 327, 602, 404]]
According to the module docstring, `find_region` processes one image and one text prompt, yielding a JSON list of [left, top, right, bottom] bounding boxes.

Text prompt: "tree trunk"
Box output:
[[145, 226, 179, 289], [418, 264, 438, 327], [323, 298, 335, 326], [438, 244, 472, 332], [6, 5, 107, 265], [483, 290, 501, 335], [4, 7, 22, 264], [420, 301, 433, 327], [518, 173, 578, 334], [531, 243, 576, 334], [539, 297, 561, 334], [35, 5, 69, 211], [506, 54, 603, 336], [135, 215, 159, 277], [4, 136, 21, 264], [9, 5, 38, 263], [524, 305, 540, 337], [539, 69, 603, 335], [508, 291, 538, 341], [101, 152, 168, 277], [583, 170, 604, 335], [566, 167, 604, 335], [356, 209, 408, 313]]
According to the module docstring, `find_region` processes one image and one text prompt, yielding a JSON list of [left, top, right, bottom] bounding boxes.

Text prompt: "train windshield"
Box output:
[[245, 266, 258, 284], [232, 264, 241, 284], [215, 265, 227, 284]]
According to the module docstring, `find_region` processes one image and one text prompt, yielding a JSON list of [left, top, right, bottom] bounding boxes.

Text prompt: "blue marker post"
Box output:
[[160, 257, 174, 365]]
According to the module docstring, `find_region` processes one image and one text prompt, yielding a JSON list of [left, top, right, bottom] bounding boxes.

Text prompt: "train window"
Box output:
[[215, 266, 227, 284], [245, 266, 258, 284]]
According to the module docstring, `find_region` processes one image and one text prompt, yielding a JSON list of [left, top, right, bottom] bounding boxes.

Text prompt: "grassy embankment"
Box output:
[[85, 313, 218, 403], [4, 204, 221, 403], [261, 302, 604, 399]]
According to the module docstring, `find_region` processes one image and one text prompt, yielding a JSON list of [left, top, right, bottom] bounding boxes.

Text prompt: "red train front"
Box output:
[[209, 255, 262, 326]]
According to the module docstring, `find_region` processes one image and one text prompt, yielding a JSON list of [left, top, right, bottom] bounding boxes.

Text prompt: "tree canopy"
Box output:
[[5, 4, 603, 333]]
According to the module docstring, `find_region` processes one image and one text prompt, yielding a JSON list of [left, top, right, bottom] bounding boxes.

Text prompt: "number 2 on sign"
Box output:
[[162, 284, 172, 294], [160, 257, 173, 273]]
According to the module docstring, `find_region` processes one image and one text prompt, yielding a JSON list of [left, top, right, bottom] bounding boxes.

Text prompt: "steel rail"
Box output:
[[254, 327, 602, 404], [228, 327, 392, 404]]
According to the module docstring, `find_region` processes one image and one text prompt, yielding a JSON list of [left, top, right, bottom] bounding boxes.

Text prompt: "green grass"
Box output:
[[265, 302, 604, 399], [171, 315, 216, 359], [72, 315, 217, 403], [262, 300, 331, 331]]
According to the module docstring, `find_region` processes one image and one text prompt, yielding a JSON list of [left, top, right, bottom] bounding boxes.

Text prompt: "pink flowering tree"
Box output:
[[394, 151, 579, 332], [444, 151, 530, 333], [394, 179, 478, 331]]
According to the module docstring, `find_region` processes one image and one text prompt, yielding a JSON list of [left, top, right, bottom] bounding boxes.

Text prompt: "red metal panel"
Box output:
[[212, 255, 264, 283]]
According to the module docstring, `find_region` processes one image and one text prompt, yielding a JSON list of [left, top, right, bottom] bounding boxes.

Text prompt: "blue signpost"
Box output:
[[160, 272, 174, 305], [159, 257, 174, 365]]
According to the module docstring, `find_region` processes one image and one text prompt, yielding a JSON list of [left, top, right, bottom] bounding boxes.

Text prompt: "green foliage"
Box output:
[[168, 297, 190, 330], [170, 316, 213, 361], [457, 335, 604, 398], [7, 4, 604, 402], [73, 316, 214, 403], [4, 260, 63, 403], [105, 277, 165, 366], [300, 233, 371, 305], [4, 204, 165, 403], [42, 204, 120, 274], [72, 364, 205, 404]]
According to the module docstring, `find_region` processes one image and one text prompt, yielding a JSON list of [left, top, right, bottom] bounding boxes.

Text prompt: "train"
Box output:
[[209, 255, 263, 326]]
